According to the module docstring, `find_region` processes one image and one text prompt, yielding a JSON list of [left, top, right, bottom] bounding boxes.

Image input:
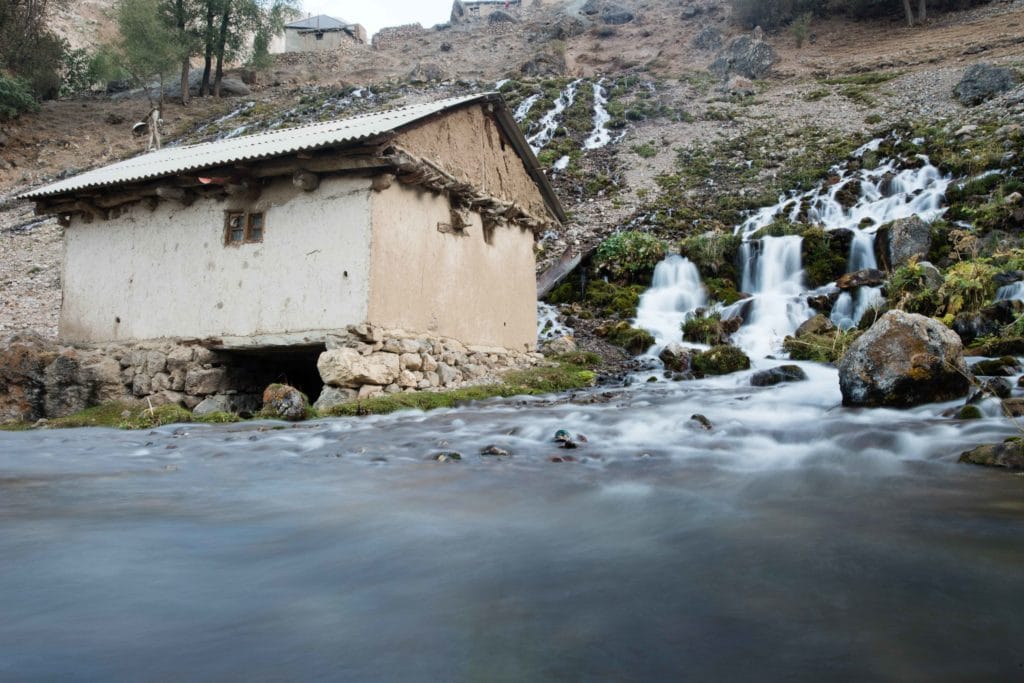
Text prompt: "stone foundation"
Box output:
[[312, 324, 544, 411], [0, 326, 543, 423]]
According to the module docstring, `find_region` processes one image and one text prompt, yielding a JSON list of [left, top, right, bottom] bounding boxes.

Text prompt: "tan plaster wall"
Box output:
[[394, 104, 549, 220], [60, 175, 373, 344], [367, 183, 537, 351]]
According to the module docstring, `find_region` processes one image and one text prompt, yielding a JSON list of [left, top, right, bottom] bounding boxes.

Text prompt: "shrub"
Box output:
[[594, 231, 669, 284], [783, 329, 861, 363], [679, 231, 742, 279], [0, 74, 38, 120], [887, 261, 943, 315], [939, 260, 998, 315], [791, 12, 812, 47]]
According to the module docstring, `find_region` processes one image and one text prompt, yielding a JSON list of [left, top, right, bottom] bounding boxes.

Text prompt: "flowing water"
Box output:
[[635, 144, 955, 358], [634, 255, 707, 347], [527, 80, 583, 154], [2, 365, 1023, 680], [583, 79, 612, 151]]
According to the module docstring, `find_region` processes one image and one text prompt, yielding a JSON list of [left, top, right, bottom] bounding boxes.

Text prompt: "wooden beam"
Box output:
[[155, 186, 195, 206], [292, 170, 320, 192]]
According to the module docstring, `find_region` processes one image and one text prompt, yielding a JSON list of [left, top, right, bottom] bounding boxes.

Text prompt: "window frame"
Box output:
[[224, 210, 265, 246]]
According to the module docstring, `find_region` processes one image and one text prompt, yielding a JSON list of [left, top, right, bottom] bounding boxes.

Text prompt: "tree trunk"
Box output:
[[180, 58, 190, 106], [918, 0, 927, 23], [201, 0, 215, 96], [903, 0, 914, 26], [213, 0, 231, 98], [177, 0, 189, 106]]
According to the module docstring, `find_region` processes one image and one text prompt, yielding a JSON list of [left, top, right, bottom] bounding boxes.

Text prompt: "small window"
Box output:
[[315, 31, 324, 40], [225, 211, 264, 245]]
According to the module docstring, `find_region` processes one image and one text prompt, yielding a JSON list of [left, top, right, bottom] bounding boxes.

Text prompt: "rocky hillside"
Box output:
[[1, 0, 1023, 342]]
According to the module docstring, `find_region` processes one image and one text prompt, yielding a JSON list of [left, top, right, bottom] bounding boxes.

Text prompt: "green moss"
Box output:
[[631, 142, 658, 158], [679, 231, 742, 281], [801, 226, 849, 288], [692, 345, 751, 376], [549, 278, 646, 319], [42, 401, 193, 430], [682, 311, 737, 345], [603, 322, 656, 354], [956, 405, 983, 420], [704, 277, 742, 304], [322, 359, 599, 417]]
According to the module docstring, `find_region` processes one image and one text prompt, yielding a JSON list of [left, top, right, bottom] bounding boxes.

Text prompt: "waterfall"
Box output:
[[528, 79, 582, 154], [514, 94, 540, 123], [583, 79, 612, 150], [731, 236, 811, 359], [634, 255, 707, 347], [996, 282, 1024, 302], [537, 302, 574, 341], [831, 229, 883, 330]]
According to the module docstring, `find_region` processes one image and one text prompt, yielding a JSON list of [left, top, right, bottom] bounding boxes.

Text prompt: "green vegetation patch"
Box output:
[[594, 231, 670, 284], [783, 329, 862, 364], [322, 357, 599, 417], [42, 401, 193, 430]]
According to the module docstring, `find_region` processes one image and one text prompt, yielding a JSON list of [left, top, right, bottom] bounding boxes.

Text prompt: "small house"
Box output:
[[280, 15, 367, 52], [451, 0, 522, 23], [22, 93, 564, 355]]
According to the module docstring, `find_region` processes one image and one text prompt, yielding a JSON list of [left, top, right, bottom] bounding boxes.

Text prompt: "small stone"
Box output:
[[690, 414, 713, 430], [480, 445, 510, 456], [560, 440, 578, 449], [554, 429, 572, 443], [434, 451, 462, 462]]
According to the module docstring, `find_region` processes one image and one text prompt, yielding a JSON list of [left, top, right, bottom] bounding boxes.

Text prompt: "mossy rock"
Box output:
[[801, 227, 849, 289], [549, 278, 646, 319], [603, 322, 656, 354], [956, 405, 983, 420], [682, 311, 741, 345], [692, 344, 751, 376], [959, 440, 1024, 470]]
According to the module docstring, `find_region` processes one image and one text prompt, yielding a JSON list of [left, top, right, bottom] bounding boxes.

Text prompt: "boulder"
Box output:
[[0, 333, 58, 423], [261, 384, 307, 421], [836, 268, 886, 290], [184, 366, 228, 395], [313, 386, 358, 412], [542, 336, 578, 355], [488, 10, 515, 23], [875, 216, 931, 270], [838, 310, 971, 407], [658, 342, 692, 372], [548, 16, 587, 39], [795, 314, 836, 338], [408, 63, 445, 83], [520, 53, 566, 76], [916, 261, 944, 290], [954, 63, 1020, 106], [192, 394, 253, 417], [709, 33, 778, 80], [967, 376, 1013, 402], [601, 4, 634, 24], [692, 26, 722, 51], [970, 356, 1020, 377], [164, 71, 251, 98], [750, 364, 808, 387], [581, 0, 601, 14], [953, 312, 1002, 345], [317, 348, 400, 388], [959, 440, 1024, 470], [43, 351, 93, 418]]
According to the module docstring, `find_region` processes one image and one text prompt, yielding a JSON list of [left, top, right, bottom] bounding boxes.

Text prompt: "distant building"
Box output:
[[279, 15, 367, 53], [451, 0, 522, 23]]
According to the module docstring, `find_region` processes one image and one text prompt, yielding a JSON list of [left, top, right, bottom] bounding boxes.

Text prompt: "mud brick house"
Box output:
[[22, 93, 564, 355], [281, 15, 368, 52]]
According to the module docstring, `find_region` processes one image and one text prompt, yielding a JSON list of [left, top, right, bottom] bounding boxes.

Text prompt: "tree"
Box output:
[[113, 0, 180, 109], [902, 0, 927, 26], [0, 0, 68, 99]]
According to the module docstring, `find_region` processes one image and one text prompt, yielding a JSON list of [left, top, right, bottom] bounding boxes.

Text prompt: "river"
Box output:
[[2, 361, 1023, 681]]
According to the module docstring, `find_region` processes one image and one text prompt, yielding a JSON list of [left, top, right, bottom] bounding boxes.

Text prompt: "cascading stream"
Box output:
[[633, 255, 707, 348], [527, 79, 582, 154], [633, 138, 954, 360]]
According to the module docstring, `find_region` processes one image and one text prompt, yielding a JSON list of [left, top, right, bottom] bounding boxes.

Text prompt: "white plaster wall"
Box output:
[[284, 29, 349, 52], [367, 183, 537, 351], [60, 176, 373, 343]]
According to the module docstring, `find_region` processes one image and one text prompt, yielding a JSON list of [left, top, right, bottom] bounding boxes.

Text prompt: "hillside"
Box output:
[[1, 0, 1023, 342]]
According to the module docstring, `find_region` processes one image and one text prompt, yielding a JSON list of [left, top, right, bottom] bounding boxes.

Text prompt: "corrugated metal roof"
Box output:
[[21, 93, 492, 200], [286, 14, 348, 29]]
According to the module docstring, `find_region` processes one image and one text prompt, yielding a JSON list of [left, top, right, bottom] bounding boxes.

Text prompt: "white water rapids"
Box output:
[[633, 143, 953, 359], [528, 79, 582, 154]]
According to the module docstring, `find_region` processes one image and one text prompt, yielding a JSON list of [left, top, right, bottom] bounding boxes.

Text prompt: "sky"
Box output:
[[299, 0, 456, 37]]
